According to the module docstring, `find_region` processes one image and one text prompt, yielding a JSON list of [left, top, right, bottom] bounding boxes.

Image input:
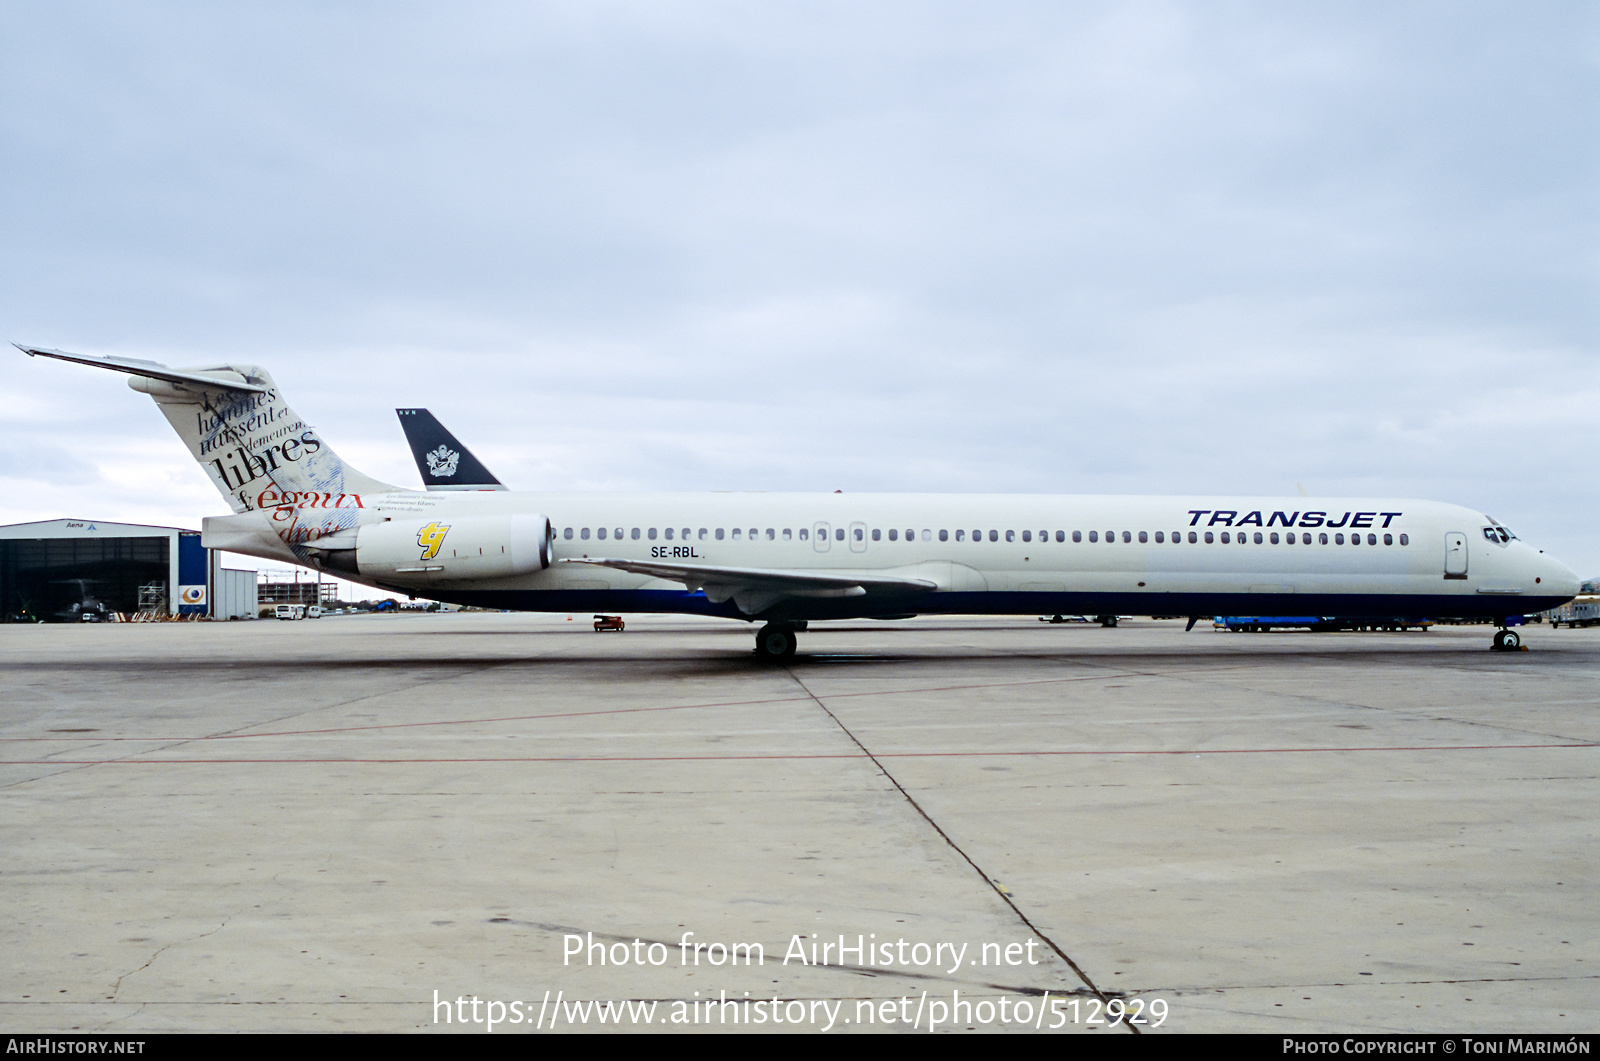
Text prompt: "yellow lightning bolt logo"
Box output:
[[418, 521, 450, 560]]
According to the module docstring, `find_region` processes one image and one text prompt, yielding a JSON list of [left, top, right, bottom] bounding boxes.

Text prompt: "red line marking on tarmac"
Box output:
[[6, 742, 1594, 765], [0, 673, 1138, 743]]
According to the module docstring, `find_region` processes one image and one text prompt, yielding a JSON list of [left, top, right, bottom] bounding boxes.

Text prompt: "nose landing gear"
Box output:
[[1491, 628, 1522, 651]]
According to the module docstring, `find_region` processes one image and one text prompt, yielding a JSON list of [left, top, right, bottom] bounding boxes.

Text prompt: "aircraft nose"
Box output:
[[1539, 554, 1581, 599]]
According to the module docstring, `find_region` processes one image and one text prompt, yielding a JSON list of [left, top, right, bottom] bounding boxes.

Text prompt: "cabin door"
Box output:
[[1444, 532, 1468, 578], [813, 522, 831, 553], [849, 521, 868, 553]]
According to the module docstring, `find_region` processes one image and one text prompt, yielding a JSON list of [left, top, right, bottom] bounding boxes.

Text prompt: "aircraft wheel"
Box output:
[[755, 624, 797, 661]]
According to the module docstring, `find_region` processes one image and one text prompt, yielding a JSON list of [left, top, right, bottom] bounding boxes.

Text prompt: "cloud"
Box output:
[[2, 3, 1595, 573]]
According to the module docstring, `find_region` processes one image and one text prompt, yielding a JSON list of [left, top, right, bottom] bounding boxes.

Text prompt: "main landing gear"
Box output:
[[1491, 628, 1522, 652], [754, 623, 799, 661]]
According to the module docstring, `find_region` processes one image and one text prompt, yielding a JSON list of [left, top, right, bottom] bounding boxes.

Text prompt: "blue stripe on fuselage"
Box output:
[[388, 587, 1565, 623]]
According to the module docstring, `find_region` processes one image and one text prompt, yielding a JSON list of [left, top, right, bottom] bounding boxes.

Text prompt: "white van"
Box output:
[[274, 604, 306, 620]]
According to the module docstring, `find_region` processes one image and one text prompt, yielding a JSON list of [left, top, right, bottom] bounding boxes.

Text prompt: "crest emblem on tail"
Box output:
[[425, 445, 460, 478]]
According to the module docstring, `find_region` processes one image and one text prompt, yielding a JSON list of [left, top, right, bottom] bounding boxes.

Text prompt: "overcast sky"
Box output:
[[3, 2, 1597, 579]]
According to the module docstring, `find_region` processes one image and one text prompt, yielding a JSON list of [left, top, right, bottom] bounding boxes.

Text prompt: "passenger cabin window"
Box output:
[[698, 528, 708, 540], [1022, 530, 1031, 542], [799, 528, 808, 540], [1399, 534, 1409, 546], [783, 528, 792, 540], [1154, 531, 1164, 543], [716, 528, 725, 540], [853, 528, 864, 542], [890, 528, 899, 541], [1006, 530, 1015, 542], [1187, 531, 1197, 543], [954, 530, 964, 542], [597, 527, 607, 540], [648, 528, 658, 540], [1221, 532, 1231, 544], [1138, 531, 1147, 543], [1088, 531, 1098, 543], [1204, 531, 1214, 543], [580, 527, 590, 540], [664, 528, 673, 540], [939, 529, 948, 542], [731, 528, 740, 540], [922, 529, 932, 541], [1057, 531, 1066, 542], [1121, 531, 1131, 543], [872, 529, 881, 541]]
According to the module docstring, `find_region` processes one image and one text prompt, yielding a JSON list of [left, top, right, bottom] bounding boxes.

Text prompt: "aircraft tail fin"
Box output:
[[18, 344, 401, 516], [396, 408, 506, 491]]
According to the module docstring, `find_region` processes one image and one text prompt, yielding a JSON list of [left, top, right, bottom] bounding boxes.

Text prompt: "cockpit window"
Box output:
[[1483, 526, 1511, 544]]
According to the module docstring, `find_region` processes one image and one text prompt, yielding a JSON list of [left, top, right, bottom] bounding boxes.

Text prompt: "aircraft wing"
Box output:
[[560, 557, 937, 615]]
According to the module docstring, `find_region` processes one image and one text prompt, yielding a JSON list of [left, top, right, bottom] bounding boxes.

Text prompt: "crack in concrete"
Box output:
[[109, 917, 231, 1001], [779, 665, 1136, 1032]]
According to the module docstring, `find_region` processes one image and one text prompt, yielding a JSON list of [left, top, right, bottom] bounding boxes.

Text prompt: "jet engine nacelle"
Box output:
[[356, 513, 552, 581]]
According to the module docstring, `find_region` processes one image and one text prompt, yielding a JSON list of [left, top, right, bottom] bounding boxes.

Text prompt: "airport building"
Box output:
[[0, 518, 257, 622], [259, 579, 339, 607]]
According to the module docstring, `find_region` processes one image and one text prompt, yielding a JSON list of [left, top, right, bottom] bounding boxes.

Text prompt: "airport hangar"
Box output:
[[0, 518, 256, 622]]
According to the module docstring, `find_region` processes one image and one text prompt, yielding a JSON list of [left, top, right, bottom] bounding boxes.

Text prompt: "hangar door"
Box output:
[[0, 536, 169, 621]]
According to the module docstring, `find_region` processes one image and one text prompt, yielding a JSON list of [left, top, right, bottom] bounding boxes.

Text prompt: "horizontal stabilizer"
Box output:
[[561, 557, 936, 616], [22, 343, 401, 522], [396, 408, 506, 491], [16, 344, 269, 394]]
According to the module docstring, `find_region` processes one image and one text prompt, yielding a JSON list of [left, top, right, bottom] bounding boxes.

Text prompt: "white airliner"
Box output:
[[19, 344, 1580, 656]]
